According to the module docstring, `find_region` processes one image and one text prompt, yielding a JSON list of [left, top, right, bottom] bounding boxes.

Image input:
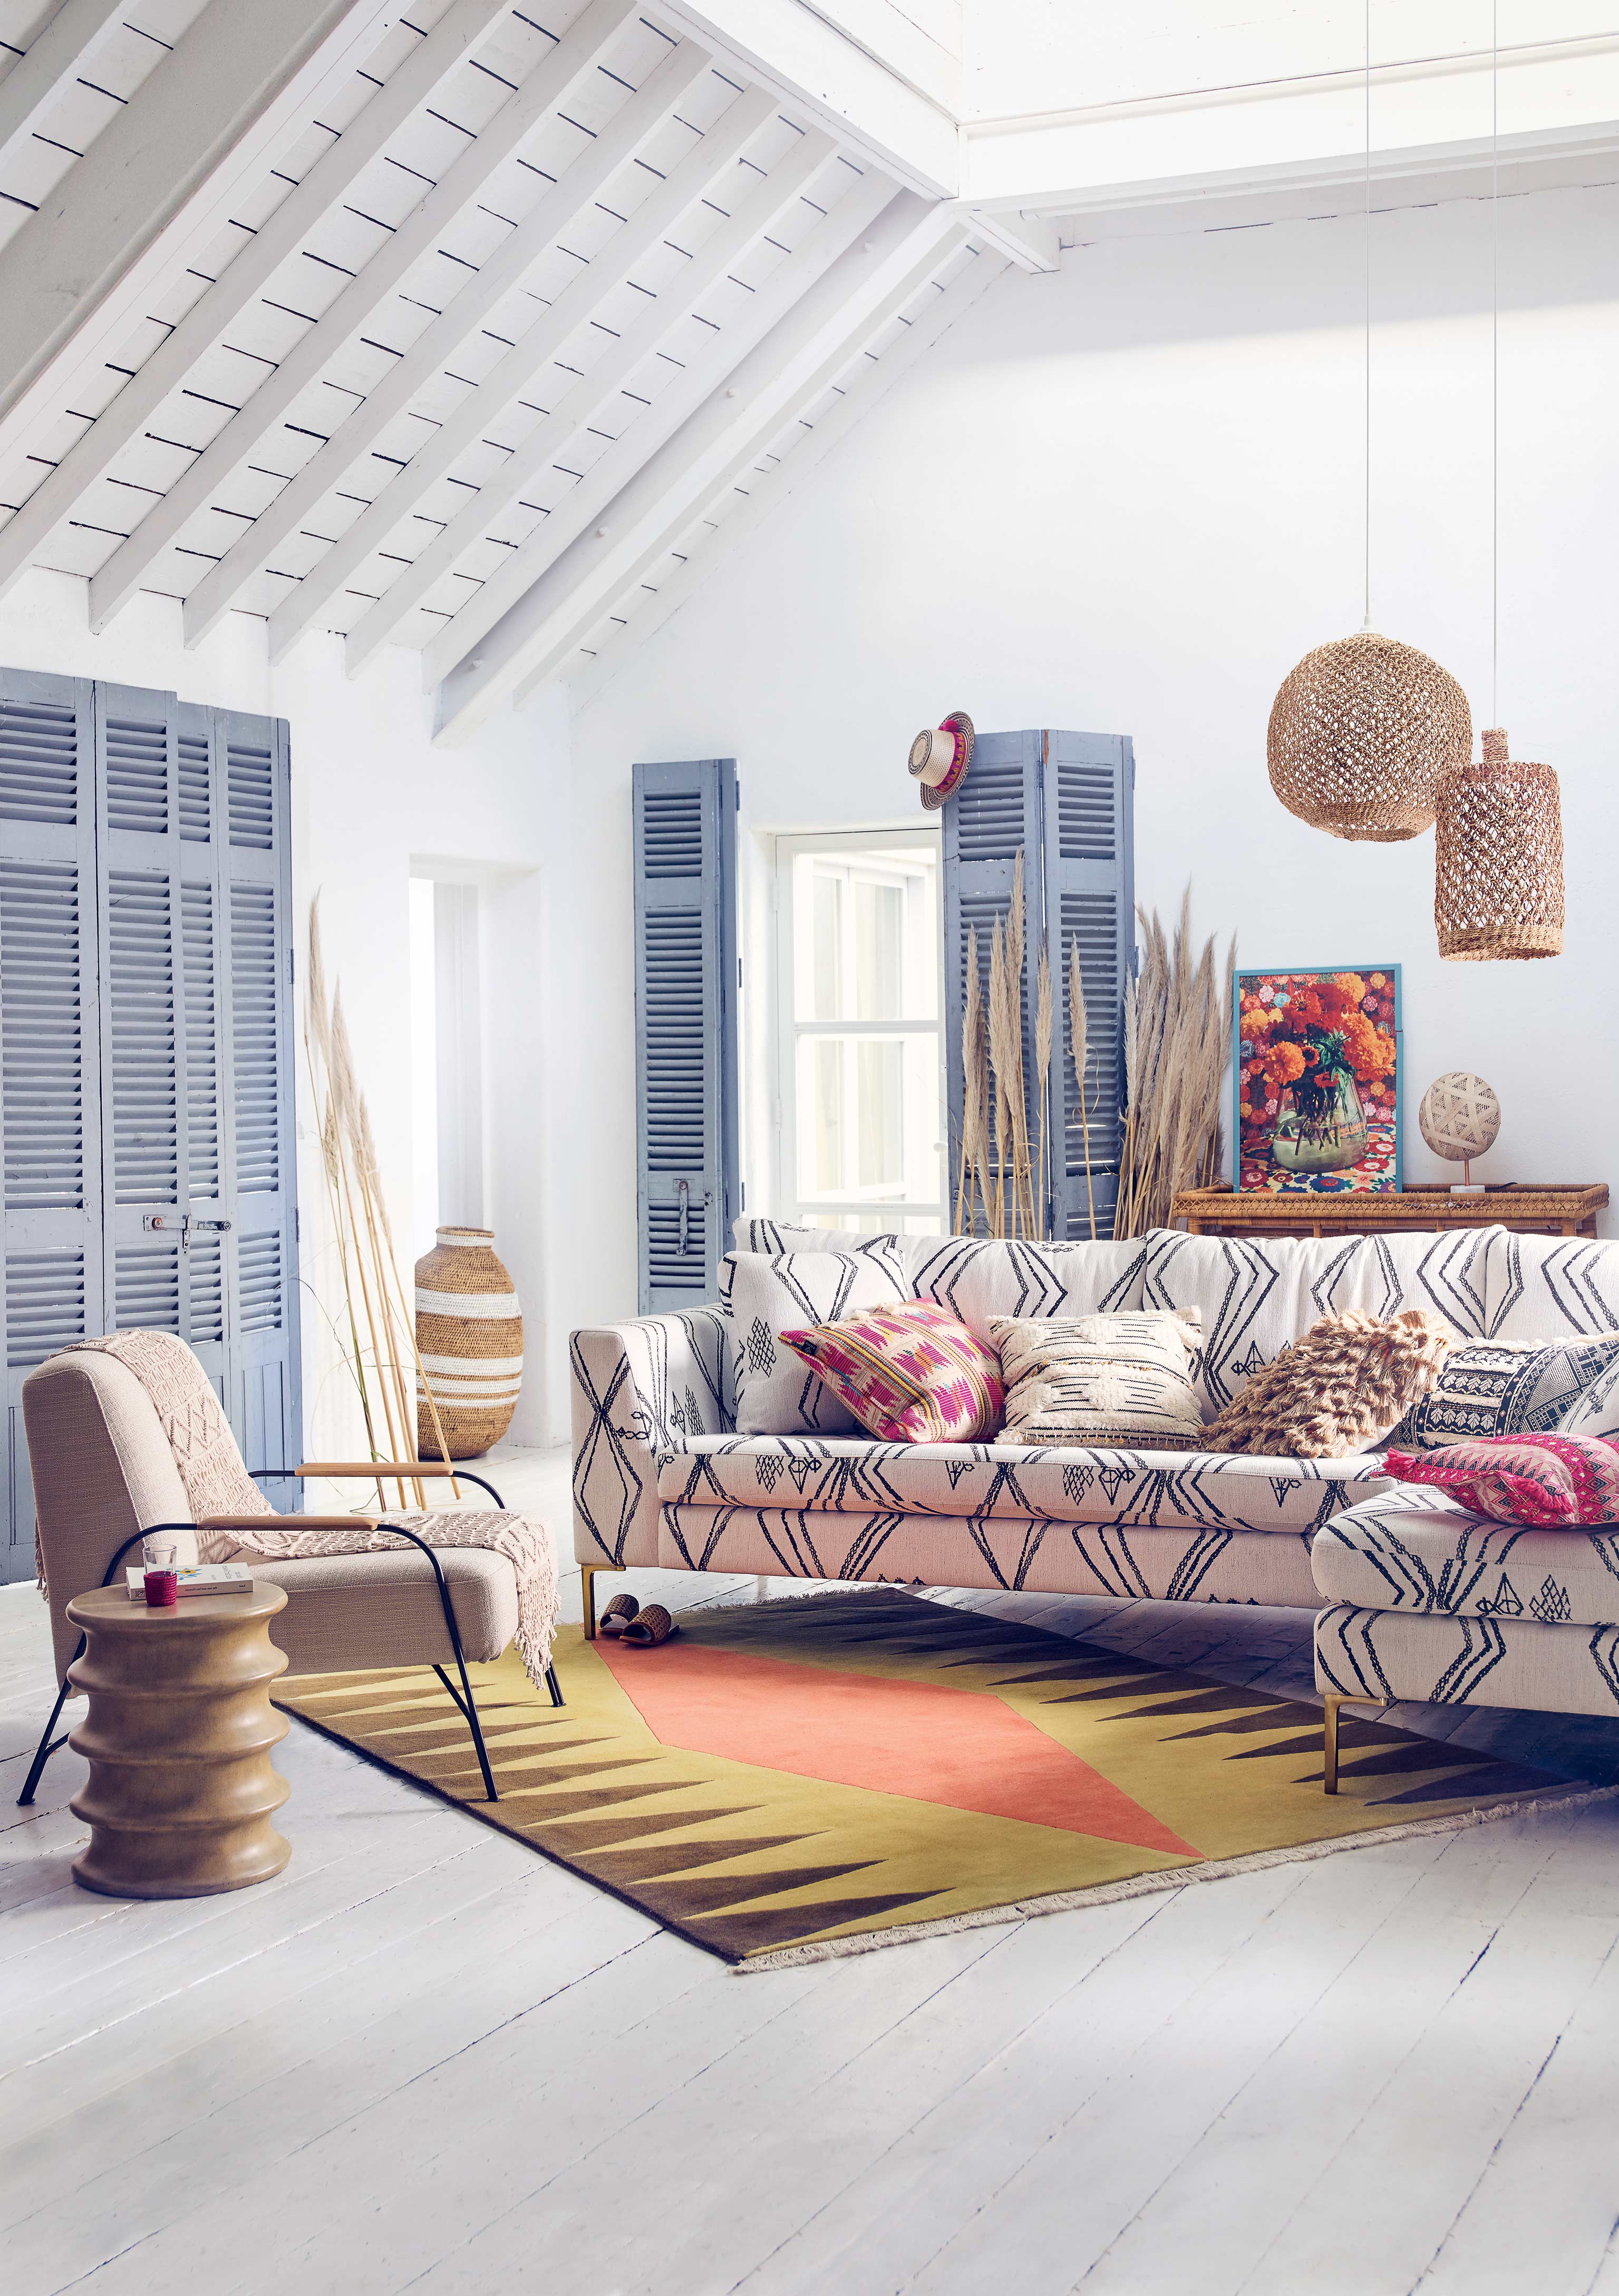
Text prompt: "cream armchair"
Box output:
[[18, 1348, 560, 1809]]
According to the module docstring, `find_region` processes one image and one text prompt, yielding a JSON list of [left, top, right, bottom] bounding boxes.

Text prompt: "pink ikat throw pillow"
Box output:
[[1384, 1431, 1619, 1527], [779, 1299, 1003, 1445]]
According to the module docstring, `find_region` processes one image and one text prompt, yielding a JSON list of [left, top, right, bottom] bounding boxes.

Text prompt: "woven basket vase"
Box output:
[[414, 1227, 523, 1459], [1434, 729, 1564, 961], [1268, 631, 1472, 841]]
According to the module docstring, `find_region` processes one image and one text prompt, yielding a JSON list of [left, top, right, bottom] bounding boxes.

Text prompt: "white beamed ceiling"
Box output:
[[0, 0, 1001, 728], [0, 0, 1613, 728]]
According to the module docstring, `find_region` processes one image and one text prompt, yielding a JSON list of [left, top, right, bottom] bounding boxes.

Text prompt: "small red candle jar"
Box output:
[[143, 1569, 179, 1608]]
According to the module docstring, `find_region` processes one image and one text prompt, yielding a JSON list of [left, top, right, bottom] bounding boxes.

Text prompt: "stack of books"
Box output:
[[124, 1562, 254, 1600]]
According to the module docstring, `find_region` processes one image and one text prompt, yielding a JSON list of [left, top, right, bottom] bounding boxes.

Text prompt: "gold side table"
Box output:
[[65, 1581, 292, 1899]]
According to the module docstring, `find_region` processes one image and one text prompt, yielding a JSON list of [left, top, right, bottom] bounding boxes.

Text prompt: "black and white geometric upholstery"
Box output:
[[570, 1307, 728, 1568]]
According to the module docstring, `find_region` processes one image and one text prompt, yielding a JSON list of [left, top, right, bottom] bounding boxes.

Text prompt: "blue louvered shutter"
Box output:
[[1041, 733, 1135, 1239], [0, 668, 102, 1580], [216, 708, 300, 1507], [941, 730, 1046, 1238], [632, 758, 738, 1312], [943, 729, 1135, 1240], [93, 687, 300, 1511]]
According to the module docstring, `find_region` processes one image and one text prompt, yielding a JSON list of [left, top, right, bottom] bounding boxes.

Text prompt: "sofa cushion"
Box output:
[[657, 1434, 1391, 1535], [780, 1299, 1003, 1443], [1142, 1228, 1496, 1416], [991, 1310, 1205, 1449], [733, 1219, 1150, 1332], [1389, 1332, 1619, 1450], [661, 1503, 1321, 1609], [1315, 1493, 1619, 1626], [1479, 1230, 1619, 1341], [721, 1240, 908, 1435]]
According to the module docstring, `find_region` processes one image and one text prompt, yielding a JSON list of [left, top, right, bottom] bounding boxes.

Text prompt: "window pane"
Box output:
[[811, 872, 842, 1020], [811, 1037, 844, 1193], [855, 880, 902, 1020], [856, 1039, 904, 1190]]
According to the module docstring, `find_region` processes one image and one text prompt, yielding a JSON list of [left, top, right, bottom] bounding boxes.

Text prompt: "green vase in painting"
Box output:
[[1271, 1070, 1369, 1175]]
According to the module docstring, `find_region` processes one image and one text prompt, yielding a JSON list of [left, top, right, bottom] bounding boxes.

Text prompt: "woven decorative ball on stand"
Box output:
[[1434, 729, 1564, 961], [414, 1227, 523, 1458], [1418, 1072, 1501, 1187], [1268, 631, 1472, 841]]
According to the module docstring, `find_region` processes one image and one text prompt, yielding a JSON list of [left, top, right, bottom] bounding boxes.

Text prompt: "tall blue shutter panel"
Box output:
[[0, 668, 101, 1582], [943, 730, 1135, 1241], [217, 707, 300, 1508], [632, 758, 738, 1313], [1041, 733, 1135, 1238], [941, 731, 1045, 1238]]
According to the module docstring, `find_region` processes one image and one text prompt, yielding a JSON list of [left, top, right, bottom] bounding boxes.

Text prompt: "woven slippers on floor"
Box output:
[[598, 1594, 679, 1647]]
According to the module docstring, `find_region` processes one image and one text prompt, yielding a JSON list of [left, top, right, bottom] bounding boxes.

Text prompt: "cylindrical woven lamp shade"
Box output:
[[1434, 728, 1564, 961], [1268, 631, 1472, 841]]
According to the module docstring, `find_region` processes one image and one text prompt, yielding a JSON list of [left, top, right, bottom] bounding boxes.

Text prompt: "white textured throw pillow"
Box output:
[[722, 1242, 909, 1435], [990, 1309, 1206, 1450]]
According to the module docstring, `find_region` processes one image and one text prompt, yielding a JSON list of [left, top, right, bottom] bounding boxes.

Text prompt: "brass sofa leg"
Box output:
[[581, 1563, 623, 1643], [1323, 1694, 1389, 1795]]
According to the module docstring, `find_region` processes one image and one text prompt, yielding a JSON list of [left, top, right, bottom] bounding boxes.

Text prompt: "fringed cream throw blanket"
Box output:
[[60, 1332, 559, 1690]]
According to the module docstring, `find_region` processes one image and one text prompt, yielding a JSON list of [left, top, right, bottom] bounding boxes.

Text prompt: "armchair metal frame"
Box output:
[[18, 1463, 562, 1809]]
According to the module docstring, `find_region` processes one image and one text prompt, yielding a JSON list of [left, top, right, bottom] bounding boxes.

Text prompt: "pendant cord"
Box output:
[[1491, 0, 1499, 733], [1364, 0, 1371, 631]]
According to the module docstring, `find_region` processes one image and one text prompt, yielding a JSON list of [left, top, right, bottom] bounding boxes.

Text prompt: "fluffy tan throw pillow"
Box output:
[[990, 1309, 1205, 1450], [1200, 1308, 1453, 1458]]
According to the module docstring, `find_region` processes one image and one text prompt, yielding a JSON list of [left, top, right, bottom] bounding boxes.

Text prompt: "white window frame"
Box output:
[[772, 825, 945, 1231]]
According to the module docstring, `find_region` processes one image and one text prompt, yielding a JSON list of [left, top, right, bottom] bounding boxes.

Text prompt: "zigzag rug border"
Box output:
[[734, 1779, 1619, 1972]]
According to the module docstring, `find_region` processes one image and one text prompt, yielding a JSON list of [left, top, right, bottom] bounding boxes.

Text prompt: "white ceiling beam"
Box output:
[[509, 232, 978, 703], [961, 28, 1619, 216], [432, 190, 961, 737], [98, 0, 657, 640], [0, 0, 508, 609], [418, 168, 897, 696], [568, 242, 1005, 709], [0, 0, 128, 175], [271, 67, 771, 665], [655, 0, 958, 197], [957, 206, 1058, 272], [335, 113, 833, 673], [0, 0, 399, 438]]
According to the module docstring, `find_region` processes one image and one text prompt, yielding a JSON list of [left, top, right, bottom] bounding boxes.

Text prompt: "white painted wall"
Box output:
[[0, 571, 572, 1452], [566, 175, 1619, 1336]]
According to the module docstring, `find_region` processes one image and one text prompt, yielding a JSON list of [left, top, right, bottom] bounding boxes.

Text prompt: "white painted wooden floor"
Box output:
[[5, 1442, 1619, 2296]]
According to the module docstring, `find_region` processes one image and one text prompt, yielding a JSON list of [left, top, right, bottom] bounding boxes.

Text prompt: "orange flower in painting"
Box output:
[[1263, 1041, 1306, 1088], [1333, 972, 1368, 1004]]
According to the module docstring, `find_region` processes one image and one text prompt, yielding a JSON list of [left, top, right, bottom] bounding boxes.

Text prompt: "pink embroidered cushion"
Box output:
[[779, 1300, 1003, 1445], [1384, 1432, 1619, 1527]]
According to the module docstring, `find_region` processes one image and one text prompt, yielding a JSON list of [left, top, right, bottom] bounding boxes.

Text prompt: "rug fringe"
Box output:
[[733, 1780, 1619, 1973]]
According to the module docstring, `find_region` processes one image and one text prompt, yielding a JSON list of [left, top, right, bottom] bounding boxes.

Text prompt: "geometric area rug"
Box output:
[[274, 1589, 1594, 1970]]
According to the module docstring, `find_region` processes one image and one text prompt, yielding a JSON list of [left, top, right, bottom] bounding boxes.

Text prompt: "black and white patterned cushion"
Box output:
[[1389, 1333, 1619, 1450], [721, 1242, 908, 1435]]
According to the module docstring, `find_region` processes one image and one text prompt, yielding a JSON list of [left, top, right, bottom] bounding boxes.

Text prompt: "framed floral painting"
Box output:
[[1234, 967, 1402, 1193]]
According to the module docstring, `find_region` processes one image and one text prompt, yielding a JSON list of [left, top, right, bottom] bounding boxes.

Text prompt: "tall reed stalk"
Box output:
[[305, 899, 460, 1508], [1112, 892, 1233, 1237]]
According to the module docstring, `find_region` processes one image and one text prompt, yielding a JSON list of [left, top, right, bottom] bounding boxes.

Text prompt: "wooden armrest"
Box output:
[[205, 1513, 379, 1530], [296, 1461, 459, 1478]]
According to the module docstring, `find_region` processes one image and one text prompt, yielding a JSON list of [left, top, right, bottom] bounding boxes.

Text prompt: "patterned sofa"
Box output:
[[571, 1222, 1619, 1633]]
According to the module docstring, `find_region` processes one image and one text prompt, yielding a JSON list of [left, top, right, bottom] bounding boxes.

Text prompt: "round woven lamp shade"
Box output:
[[1434, 728, 1564, 961], [1268, 630, 1472, 841], [1418, 1072, 1501, 1163]]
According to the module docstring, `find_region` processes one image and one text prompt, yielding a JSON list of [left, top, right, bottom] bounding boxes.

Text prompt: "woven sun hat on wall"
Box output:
[[414, 1226, 523, 1459], [909, 710, 974, 811], [1267, 630, 1472, 841], [1434, 728, 1564, 961]]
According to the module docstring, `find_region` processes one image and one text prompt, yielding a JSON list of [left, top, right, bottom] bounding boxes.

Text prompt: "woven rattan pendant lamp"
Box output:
[[1267, 6, 1471, 842], [1433, 7, 1564, 960]]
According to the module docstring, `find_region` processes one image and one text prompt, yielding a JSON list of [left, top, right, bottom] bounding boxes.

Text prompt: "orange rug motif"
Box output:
[[275, 1589, 1589, 1965]]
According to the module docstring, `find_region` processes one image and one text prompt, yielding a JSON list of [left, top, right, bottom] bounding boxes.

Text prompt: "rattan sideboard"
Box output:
[[1170, 1186, 1608, 1240]]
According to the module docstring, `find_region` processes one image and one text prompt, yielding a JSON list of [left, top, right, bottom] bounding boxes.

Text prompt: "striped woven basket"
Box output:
[[414, 1227, 522, 1459]]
